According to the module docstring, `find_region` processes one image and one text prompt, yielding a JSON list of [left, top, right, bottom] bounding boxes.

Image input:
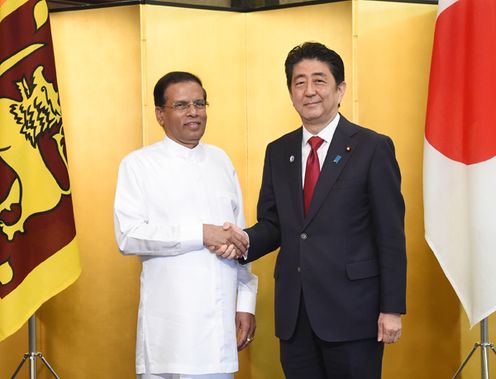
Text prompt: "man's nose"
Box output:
[[186, 103, 198, 115], [304, 83, 316, 96]]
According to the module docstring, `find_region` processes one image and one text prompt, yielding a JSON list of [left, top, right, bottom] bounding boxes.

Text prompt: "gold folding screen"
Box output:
[[2, 1, 485, 378]]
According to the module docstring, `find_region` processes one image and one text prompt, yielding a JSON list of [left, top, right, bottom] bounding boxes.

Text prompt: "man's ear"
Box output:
[[155, 107, 164, 128], [337, 81, 346, 107], [338, 81, 347, 97]]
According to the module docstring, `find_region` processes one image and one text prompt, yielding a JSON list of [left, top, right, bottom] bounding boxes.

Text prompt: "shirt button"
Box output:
[[297, 267, 301, 273], [300, 233, 307, 240]]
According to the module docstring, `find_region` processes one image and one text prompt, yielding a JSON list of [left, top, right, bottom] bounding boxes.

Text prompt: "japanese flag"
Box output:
[[424, 0, 496, 326]]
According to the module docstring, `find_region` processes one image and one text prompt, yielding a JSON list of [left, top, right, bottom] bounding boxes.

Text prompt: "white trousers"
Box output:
[[138, 374, 233, 379], [138, 347, 233, 379]]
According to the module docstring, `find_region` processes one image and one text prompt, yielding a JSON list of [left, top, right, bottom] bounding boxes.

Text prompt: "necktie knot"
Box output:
[[308, 136, 324, 152]]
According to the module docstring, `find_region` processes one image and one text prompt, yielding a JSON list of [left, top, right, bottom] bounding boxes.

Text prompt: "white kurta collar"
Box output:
[[162, 137, 205, 161]]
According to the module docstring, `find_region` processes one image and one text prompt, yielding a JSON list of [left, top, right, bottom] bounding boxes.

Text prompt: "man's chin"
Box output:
[[302, 112, 323, 122]]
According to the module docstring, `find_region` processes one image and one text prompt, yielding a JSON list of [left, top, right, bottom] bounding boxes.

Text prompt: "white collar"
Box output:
[[302, 113, 340, 146], [162, 136, 204, 160]]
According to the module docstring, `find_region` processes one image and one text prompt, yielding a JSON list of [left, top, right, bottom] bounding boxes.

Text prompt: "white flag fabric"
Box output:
[[424, 0, 496, 326]]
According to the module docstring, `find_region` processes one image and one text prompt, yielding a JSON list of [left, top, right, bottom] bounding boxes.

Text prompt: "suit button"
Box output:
[[297, 267, 301, 272], [300, 233, 307, 240]]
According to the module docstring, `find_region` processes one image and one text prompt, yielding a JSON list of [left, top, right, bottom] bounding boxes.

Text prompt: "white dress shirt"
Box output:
[[114, 137, 257, 375], [301, 113, 340, 186]]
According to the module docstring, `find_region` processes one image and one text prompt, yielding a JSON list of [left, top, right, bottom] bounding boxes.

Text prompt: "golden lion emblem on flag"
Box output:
[[0, 65, 70, 242]]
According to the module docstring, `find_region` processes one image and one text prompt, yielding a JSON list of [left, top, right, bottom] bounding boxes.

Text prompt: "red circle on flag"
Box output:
[[425, 0, 496, 165]]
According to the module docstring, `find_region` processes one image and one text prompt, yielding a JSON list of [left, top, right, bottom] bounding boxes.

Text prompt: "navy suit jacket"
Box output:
[[244, 115, 407, 342]]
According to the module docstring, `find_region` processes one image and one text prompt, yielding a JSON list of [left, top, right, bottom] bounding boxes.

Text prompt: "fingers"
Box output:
[[385, 330, 402, 344], [247, 320, 256, 345], [377, 313, 402, 344], [236, 312, 256, 351], [220, 244, 238, 259], [229, 232, 248, 254], [377, 318, 384, 342], [232, 231, 249, 254], [240, 321, 256, 351], [205, 223, 248, 259], [210, 244, 240, 260], [223, 222, 249, 251], [211, 244, 227, 255], [204, 224, 240, 250], [381, 330, 401, 344], [237, 326, 249, 351]]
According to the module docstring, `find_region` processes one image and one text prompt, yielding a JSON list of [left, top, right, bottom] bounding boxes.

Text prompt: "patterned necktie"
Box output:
[[303, 136, 324, 215]]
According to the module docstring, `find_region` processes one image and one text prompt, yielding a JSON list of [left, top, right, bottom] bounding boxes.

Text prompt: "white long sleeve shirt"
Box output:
[[114, 137, 257, 375]]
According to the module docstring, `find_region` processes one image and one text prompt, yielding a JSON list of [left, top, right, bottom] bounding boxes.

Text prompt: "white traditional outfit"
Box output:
[[114, 137, 257, 378]]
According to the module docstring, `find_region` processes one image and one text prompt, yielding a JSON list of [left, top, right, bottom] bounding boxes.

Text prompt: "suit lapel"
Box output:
[[284, 128, 305, 221], [303, 117, 359, 228]]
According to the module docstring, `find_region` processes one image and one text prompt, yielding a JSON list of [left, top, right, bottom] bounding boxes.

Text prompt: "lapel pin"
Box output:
[[346, 146, 351, 152], [333, 155, 342, 164], [289, 155, 295, 163]]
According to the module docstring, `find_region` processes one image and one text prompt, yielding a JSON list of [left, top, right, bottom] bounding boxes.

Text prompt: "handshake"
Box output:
[[203, 222, 249, 260]]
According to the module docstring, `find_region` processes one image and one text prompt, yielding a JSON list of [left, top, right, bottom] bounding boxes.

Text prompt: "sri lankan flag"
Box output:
[[0, 0, 81, 341]]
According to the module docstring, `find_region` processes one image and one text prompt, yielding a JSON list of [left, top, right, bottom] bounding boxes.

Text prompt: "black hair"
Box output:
[[153, 71, 207, 107], [284, 42, 345, 90]]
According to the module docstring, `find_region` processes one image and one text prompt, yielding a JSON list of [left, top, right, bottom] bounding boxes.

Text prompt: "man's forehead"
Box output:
[[292, 59, 332, 78], [165, 81, 203, 97]]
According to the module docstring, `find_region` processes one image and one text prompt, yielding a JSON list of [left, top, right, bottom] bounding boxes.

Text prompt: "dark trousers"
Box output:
[[279, 297, 384, 379]]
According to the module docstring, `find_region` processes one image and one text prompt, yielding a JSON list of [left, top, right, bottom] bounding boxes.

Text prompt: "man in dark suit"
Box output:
[[219, 42, 406, 379]]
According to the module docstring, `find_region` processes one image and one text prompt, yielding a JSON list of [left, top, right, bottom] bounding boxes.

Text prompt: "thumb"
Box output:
[[377, 320, 384, 342], [223, 222, 232, 231]]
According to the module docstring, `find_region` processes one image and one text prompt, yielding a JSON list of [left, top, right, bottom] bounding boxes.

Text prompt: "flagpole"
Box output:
[[29, 316, 36, 379], [482, 318, 490, 379], [452, 318, 496, 379], [10, 315, 60, 379]]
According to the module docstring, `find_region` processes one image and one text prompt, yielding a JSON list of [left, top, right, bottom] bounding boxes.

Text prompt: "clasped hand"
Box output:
[[203, 223, 248, 260]]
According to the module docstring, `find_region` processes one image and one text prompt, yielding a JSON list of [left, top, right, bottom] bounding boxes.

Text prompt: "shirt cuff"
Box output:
[[180, 224, 204, 251], [242, 230, 250, 260], [236, 289, 257, 314]]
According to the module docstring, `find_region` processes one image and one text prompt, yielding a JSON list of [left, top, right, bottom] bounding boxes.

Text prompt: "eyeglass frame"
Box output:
[[160, 99, 209, 112]]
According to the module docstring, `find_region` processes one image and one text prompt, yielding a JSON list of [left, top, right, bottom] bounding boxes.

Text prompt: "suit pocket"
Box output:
[[346, 259, 379, 280]]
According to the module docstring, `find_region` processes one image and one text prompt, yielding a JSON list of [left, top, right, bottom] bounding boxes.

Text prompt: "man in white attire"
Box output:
[[114, 71, 257, 379]]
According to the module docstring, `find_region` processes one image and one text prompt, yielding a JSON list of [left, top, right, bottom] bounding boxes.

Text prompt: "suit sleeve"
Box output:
[[368, 135, 407, 314], [244, 143, 281, 263]]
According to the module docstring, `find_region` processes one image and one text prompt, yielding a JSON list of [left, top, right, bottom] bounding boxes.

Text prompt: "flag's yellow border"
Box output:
[[0, 238, 81, 341]]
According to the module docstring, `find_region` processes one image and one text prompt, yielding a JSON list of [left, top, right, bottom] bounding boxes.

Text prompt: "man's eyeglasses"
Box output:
[[161, 100, 209, 112]]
